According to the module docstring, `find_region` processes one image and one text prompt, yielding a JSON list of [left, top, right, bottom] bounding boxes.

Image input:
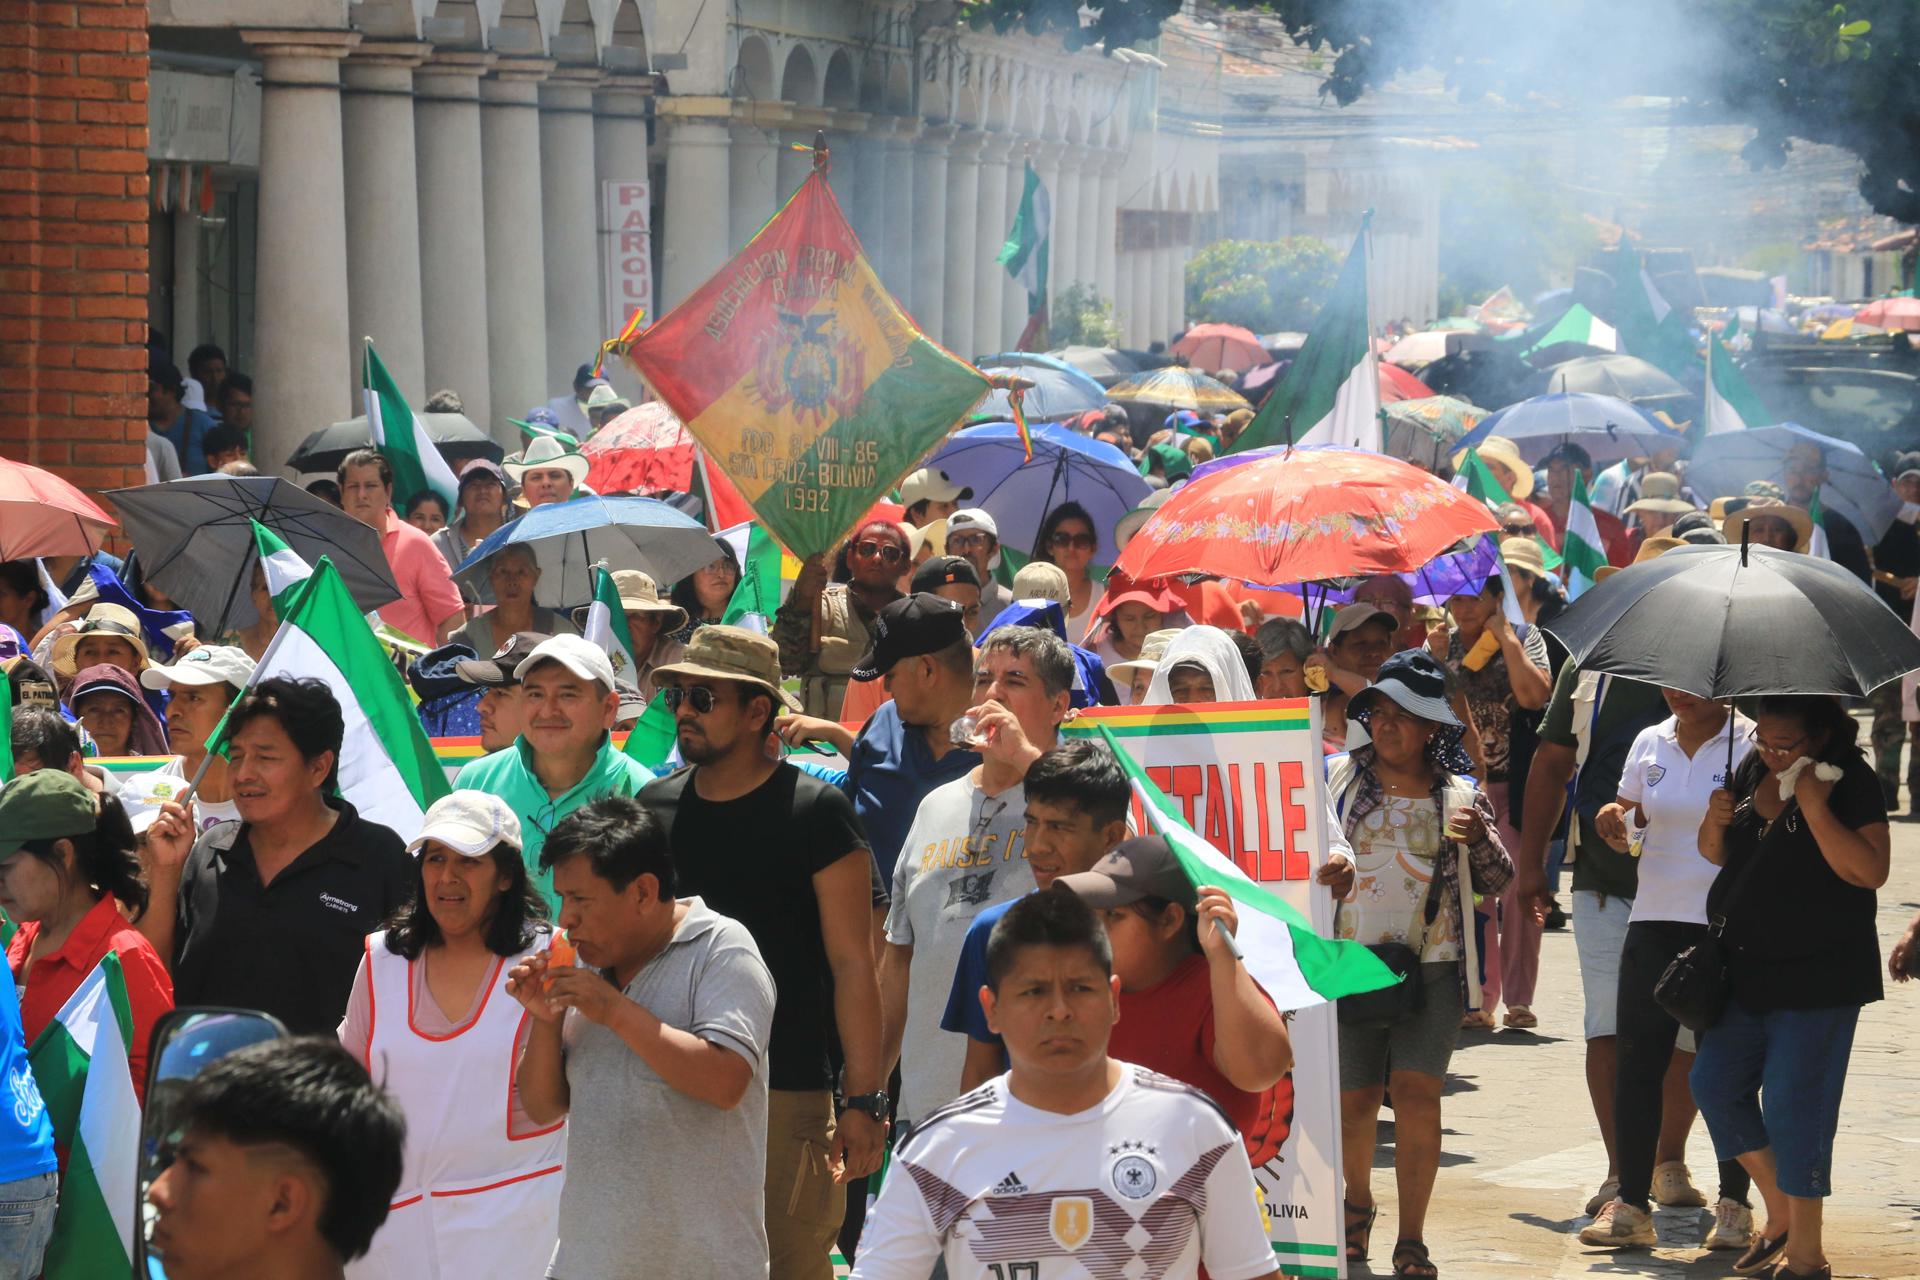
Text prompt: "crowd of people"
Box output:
[[0, 344, 1917, 1280]]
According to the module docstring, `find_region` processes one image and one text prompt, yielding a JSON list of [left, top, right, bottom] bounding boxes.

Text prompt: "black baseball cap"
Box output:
[[910, 555, 981, 593], [851, 594, 969, 682], [1052, 836, 1197, 909], [454, 631, 552, 686]]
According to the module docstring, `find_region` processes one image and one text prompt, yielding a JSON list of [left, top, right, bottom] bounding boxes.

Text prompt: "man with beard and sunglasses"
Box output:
[[775, 520, 910, 720], [640, 625, 889, 1280]]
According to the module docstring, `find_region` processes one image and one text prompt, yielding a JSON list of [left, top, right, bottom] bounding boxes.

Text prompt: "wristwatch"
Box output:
[[840, 1090, 890, 1123]]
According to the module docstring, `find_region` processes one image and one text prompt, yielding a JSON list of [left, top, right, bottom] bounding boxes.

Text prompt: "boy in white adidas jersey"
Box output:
[[851, 891, 1279, 1280]]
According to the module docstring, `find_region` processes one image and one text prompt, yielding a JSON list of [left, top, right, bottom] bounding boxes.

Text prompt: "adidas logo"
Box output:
[[989, 1171, 1028, 1196]]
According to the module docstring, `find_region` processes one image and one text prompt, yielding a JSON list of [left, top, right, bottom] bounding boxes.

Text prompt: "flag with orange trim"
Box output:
[[623, 166, 990, 558]]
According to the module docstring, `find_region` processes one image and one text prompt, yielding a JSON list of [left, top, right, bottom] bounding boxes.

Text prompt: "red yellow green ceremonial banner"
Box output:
[[623, 164, 991, 559]]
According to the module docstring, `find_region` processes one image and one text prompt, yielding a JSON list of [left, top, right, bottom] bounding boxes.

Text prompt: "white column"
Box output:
[[825, 113, 866, 232], [1052, 149, 1082, 295], [972, 132, 1013, 357], [240, 29, 359, 474], [942, 130, 981, 356], [539, 68, 604, 396], [657, 102, 733, 311], [1076, 156, 1102, 297], [1002, 142, 1030, 340], [480, 63, 554, 439], [1130, 244, 1153, 347], [1095, 153, 1120, 306], [911, 125, 954, 342], [1113, 247, 1133, 345], [342, 41, 429, 402], [729, 120, 779, 256], [776, 128, 813, 208], [878, 120, 919, 304], [1149, 235, 1171, 347], [414, 51, 495, 432], [170, 202, 201, 356]]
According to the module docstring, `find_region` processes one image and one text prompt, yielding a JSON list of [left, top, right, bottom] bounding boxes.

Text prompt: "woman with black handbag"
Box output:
[[1330, 650, 1514, 1280], [1576, 688, 1760, 1259], [1694, 695, 1891, 1280]]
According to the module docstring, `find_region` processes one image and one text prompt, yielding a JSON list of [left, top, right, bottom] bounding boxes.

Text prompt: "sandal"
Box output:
[[1504, 1005, 1538, 1029], [1767, 1266, 1830, 1280], [1344, 1198, 1377, 1263], [1461, 1009, 1496, 1030], [1392, 1238, 1438, 1278], [1733, 1230, 1787, 1274]]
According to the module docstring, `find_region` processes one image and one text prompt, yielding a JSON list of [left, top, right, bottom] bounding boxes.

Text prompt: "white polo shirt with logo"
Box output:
[[1617, 712, 1755, 925]]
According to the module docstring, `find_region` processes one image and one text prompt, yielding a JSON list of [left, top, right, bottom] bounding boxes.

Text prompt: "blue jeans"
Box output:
[[0, 1171, 57, 1280], [1690, 1000, 1860, 1198]]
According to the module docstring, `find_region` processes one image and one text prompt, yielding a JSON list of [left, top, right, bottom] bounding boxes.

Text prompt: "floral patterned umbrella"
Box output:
[[1381, 396, 1485, 470], [1111, 444, 1500, 588]]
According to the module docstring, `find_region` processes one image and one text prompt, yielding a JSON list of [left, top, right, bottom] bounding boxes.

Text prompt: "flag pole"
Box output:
[[1358, 208, 1379, 454]]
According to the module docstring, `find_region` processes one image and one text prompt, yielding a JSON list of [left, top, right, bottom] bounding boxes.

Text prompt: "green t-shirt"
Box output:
[[1538, 664, 1668, 900], [454, 734, 656, 910]]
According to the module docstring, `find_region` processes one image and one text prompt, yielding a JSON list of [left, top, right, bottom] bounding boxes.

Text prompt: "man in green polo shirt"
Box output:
[[453, 633, 654, 907]]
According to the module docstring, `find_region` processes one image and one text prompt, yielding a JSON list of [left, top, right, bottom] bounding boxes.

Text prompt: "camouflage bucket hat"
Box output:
[[651, 624, 802, 712]]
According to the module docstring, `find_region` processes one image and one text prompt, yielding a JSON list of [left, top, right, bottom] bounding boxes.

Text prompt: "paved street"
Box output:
[[1367, 783, 1920, 1279]]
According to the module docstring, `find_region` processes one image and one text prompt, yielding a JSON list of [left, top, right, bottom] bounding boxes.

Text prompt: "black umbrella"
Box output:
[[1414, 347, 1547, 413], [107, 476, 401, 634], [1541, 541, 1920, 702], [1543, 354, 1692, 409], [284, 411, 503, 475]]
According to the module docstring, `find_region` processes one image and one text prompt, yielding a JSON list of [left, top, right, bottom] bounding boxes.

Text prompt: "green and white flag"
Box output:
[[250, 519, 312, 618], [998, 162, 1051, 316], [1704, 331, 1772, 435], [621, 690, 679, 772], [1233, 215, 1380, 454], [364, 338, 459, 512], [28, 952, 138, 1278], [582, 564, 641, 683], [1560, 470, 1609, 599], [225, 557, 449, 839], [1453, 450, 1532, 629], [721, 522, 786, 635], [1095, 726, 1397, 1011]]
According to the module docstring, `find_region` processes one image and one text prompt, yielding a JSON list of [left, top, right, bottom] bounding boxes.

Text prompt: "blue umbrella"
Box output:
[[454, 495, 723, 609], [1453, 392, 1682, 466], [971, 355, 1108, 422], [921, 422, 1150, 563], [1281, 536, 1505, 611], [1686, 422, 1903, 544]]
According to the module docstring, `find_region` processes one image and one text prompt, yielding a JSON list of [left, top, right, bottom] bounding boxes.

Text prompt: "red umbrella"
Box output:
[[1379, 362, 1435, 403], [1854, 297, 1920, 332], [0, 455, 116, 560], [1170, 323, 1269, 374], [1112, 445, 1499, 587], [580, 402, 751, 527]]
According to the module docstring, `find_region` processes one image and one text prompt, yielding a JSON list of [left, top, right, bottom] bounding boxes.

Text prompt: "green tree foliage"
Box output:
[[1050, 282, 1126, 346], [1184, 238, 1341, 332], [960, 0, 1920, 224]]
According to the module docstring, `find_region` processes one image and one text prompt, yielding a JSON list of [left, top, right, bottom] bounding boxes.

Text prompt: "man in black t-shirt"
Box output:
[[640, 626, 887, 1280]]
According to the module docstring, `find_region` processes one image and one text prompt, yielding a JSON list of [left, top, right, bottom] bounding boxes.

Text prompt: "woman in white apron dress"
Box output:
[[338, 792, 565, 1279]]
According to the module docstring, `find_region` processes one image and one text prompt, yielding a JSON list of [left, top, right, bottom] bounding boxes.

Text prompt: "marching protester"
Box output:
[[431, 460, 514, 602], [776, 520, 911, 719], [665, 543, 740, 650], [1255, 617, 1316, 699], [639, 626, 887, 1280], [1694, 696, 1890, 1280], [944, 508, 1012, 621], [140, 677, 415, 1034], [506, 797, 776, 1278], [0, 770, 174, 1101], [506, 435, 590, 509], [1034, 500, 1103, 641], [338, 449, 465, 646], [67, 661, 168, 757], [140, 643, 255, 831], [1330, 650, 1514, 1280], [340, 792, 563, 1279], [851, 891, 1282, 1280], [1578, 689, 1756, 1253], [455, 631, 547, 753], [452, 635, 653, 905], [569, 569, 684, 698], [404, 492, 448, 535], [450, 544, 580, 655]]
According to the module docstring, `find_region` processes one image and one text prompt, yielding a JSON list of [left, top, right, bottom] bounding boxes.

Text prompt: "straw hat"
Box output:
[[1624, 472, 1693, 516], [1594, 534, 1685, 583], [1452, 435, 1533, 499], [1114, 488, 1176, 550], [568, 569, 688, 633], [1500, 536, 1547, 577], [1108, 628, 1182, 687], [50, 604, 150, 678], [1721, 498, 1814, 553]]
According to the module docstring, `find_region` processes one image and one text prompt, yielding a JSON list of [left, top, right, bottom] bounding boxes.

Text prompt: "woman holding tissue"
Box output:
[[1578, 689, 1757, 1256], [1693, 696, 1890, 1280]]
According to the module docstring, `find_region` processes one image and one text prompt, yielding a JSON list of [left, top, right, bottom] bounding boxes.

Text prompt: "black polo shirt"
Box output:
[[170, 798, 412, 1035]]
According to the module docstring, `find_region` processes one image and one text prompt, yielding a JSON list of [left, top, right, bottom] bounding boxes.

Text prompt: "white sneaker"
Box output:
[[1651, 1159, 1707, 1207], [1705, 1197, 1754, 1251], [1578, 1199, 1657, 1249], [1583, 1177, 1620, 1218]]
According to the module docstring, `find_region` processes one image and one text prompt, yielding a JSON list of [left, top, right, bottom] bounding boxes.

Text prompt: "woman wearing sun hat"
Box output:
[[1456, 435, 1558, 546], [570, 570, 688, 698]]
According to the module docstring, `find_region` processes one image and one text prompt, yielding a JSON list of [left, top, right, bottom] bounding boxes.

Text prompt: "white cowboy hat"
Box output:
[[503, 434, 590, 486]]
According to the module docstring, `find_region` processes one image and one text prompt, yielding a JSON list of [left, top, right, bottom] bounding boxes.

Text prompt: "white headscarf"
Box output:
[[1143, 625, 1256, 705]]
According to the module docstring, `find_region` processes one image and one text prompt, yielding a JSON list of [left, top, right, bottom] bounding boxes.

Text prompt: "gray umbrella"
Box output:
[[284, 411, 503, 476], [108, 476, 401, 634]]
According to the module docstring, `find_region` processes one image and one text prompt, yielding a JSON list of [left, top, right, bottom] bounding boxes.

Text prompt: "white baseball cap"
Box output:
[[513, 633, 617, 691], [945, 508, 1002, 570], [406, 791, 524, 858], [118, 772, 195, 835], [139, 645, 257, 692], [899, 467, 972, 508]]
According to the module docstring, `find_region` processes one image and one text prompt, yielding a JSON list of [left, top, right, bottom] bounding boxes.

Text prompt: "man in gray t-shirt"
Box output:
[[509, 797, 777, 1280]]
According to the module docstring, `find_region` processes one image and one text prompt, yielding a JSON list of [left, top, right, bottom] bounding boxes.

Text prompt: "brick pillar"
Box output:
[[0, 0, 151, 495]]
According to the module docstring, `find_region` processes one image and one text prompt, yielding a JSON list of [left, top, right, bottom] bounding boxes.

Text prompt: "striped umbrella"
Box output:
[[1105, 367, 1251, 414]]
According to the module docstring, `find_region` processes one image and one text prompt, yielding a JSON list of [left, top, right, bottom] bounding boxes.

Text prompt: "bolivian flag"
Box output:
[[624, 169, 991, 558]]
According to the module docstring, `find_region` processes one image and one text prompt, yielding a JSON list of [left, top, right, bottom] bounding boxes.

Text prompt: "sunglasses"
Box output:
[[1048, 531, 1097, 551], [947, 532, 992, 552], [662, 685, 724, 714], [854, 540, 906, 564]]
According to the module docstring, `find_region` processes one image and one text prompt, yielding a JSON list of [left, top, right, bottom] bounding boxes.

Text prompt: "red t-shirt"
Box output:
[[9, 894, 175, 1107], [1110, 953, 1293, 1168]]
